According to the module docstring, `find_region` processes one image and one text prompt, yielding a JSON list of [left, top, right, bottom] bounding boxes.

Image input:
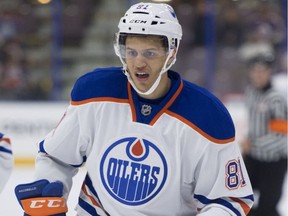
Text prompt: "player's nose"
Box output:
[[134, 56, 147, 68]]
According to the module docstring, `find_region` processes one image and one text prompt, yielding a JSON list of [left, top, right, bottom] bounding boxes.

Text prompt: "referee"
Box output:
[[241, 54, 287, 216]]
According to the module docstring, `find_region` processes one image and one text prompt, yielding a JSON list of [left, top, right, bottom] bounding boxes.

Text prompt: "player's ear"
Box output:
[[167, 48, 177, 66]]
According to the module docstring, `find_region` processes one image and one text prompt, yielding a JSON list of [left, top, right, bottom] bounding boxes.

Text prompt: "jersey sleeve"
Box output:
[[34, 102, 91, 198], [193, 140, 254, 215], [33, 70, 114, 199], [254, 92, 287, 157], [0, 133, 13, 193], [39, 104, 90, 166], [269, 92, 287, 134], [34, 152, 78, 199], [175, 82, 254, 215]]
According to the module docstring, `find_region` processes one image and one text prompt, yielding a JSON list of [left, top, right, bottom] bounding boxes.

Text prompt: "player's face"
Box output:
[[125, 35, 170, 98]]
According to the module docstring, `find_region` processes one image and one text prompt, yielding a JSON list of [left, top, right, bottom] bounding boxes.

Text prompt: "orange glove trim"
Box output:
[[21, 197, 68, 216]]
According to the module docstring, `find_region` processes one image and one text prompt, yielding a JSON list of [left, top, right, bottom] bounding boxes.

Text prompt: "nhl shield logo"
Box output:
[[100, 137, 168, 206], [141, 104, 152, 116]]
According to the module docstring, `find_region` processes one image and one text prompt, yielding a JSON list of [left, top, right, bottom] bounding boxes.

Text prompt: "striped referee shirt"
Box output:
[[245, 85, 287, 161]]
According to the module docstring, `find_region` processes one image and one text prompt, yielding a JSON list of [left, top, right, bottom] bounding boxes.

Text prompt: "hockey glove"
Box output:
[[15, 179, 68, 216]]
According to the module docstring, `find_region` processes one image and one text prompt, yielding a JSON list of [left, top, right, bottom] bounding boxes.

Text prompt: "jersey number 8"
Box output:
[[225, 158, 246, 190]]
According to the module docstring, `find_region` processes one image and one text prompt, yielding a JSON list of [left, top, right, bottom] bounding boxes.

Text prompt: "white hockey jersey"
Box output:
[[0, 132, 13, 193], [36, 67, 254, 215]]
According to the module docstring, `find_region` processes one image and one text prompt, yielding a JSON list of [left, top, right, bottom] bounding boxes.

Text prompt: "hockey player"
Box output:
[[15, 3, 254, 216], [0, 132, 13, 194]]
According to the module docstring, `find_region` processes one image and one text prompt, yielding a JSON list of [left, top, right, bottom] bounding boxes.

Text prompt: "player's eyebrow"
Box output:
[[126, 46, 159, 51]]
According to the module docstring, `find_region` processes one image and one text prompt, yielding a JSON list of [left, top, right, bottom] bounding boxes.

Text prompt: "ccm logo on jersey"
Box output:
[[100, 137, 168, 206], [21, 197, 67, 215]]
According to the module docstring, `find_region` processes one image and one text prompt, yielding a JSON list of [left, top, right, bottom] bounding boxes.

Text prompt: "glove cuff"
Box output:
[[21, 197, 67, 216]]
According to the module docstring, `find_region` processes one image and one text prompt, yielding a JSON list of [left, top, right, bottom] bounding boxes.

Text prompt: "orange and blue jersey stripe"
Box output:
[[194, 194, 254, 216]]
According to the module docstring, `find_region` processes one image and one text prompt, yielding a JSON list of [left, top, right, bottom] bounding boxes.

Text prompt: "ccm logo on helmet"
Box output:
[[129, 19, 147, 24]]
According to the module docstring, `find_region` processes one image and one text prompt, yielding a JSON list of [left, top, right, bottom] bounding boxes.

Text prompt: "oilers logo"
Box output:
[[100, 137, 168, 206]]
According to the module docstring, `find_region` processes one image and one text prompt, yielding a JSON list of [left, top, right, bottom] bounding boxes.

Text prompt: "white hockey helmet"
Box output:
[[114, 2, 183, 95]]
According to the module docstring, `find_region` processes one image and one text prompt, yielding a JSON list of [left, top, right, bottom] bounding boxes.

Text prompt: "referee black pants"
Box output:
[[245, 155, 287, 216]]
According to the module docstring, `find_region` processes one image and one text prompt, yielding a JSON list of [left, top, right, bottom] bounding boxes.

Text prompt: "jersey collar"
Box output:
[[128, 70, 183, 125]]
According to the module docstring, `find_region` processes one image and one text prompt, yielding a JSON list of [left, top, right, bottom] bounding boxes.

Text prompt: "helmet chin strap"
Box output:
[[122, 50, 175, 96]]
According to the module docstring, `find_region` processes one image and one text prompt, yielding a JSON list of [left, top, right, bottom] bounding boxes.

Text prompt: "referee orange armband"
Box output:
[[269, 119, 288, 134]]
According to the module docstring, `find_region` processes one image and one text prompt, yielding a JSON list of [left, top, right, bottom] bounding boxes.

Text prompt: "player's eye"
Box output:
[[126, 49, 138, 58], [142, 50, 159, 59], [124, 48, 165, 60]]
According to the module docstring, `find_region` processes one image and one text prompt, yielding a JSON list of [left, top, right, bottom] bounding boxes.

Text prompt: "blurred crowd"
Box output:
[[173, 0, 286, 97], [0, 1, 44, 100], [0, 0, 286, 100]]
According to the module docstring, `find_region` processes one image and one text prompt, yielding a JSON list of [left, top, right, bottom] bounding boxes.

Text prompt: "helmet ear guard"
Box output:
[[114, 2, 183, 96]]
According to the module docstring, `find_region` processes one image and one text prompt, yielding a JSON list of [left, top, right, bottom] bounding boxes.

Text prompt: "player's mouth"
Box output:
[[135, 72, 149, 81]]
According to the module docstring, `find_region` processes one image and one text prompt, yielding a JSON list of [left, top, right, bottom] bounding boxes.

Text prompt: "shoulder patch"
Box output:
[[71, 67, 129, 102], [169, 81, 235, 143]]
